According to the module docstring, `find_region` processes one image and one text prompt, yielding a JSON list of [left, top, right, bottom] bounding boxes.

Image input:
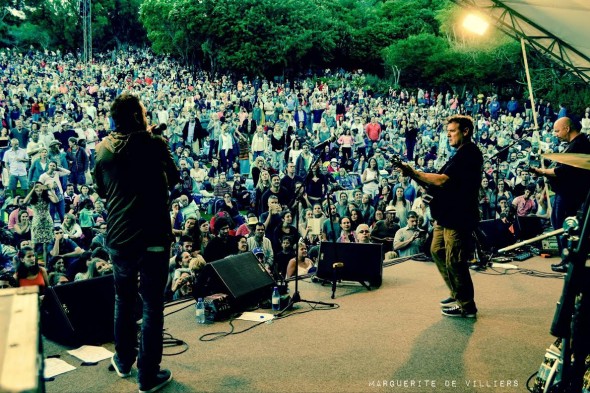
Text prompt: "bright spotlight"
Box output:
[[463, 14, 489, 35]]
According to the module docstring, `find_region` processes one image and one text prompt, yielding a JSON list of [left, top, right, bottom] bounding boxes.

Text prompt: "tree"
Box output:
[[382, 33, 449, 86], [141, 0, 338, 75]]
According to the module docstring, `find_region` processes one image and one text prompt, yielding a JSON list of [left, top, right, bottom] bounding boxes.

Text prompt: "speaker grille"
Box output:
[[197, 253, 276, 306]]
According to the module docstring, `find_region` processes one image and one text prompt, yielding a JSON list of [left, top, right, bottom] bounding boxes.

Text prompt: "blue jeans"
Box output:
[[253, 151, 265, 160], [50, 199, 66, 223], [8, 175, 29, 193], [111, 247, 169, 384]]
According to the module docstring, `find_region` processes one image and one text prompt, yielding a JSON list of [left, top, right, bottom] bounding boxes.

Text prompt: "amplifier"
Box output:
[[204, 293, 233, 322], [0, 287, 43, 393], [542, 237, 560, 256]]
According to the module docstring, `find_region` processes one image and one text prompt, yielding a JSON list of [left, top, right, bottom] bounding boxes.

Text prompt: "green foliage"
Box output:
[[382, 33, 449, 85], [0, 0, 585, 113], [7, 21, 51, 49], [141, 0, 338, 75], [27, 0, 79, 50], [364, 73, 395, 94]]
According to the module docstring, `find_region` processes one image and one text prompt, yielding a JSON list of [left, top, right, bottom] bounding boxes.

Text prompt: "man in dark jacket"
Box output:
[[94, 93, 179, 393], [182, 111, 207, 154], [66, 137, 89, 191]]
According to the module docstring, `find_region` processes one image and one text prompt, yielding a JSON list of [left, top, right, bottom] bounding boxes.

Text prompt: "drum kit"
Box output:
[[518, 153, 590, 393]]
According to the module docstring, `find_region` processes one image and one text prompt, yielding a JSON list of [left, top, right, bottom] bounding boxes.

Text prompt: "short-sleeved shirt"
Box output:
[[394, 226, 424, 257], [429, 141, 483, 231], [3, 148, 28, 176]]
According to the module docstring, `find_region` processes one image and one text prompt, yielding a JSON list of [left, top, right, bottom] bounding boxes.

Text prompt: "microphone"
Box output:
[[150, 123, 167, 135]]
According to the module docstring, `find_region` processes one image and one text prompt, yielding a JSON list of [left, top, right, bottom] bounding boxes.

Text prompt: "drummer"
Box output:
[[530, 116, 590, 272]]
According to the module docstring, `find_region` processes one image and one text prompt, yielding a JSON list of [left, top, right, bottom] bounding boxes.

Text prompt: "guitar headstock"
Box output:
[[389, 154, 405, 168]]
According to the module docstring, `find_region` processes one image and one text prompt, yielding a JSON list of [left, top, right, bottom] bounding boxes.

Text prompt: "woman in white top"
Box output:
[[390, 187, 411, 228], [61, 213, 83, 243], [287, 138, 303, 165], [285, 242, 314, 279], [190, 161, 207, 192], [362, 157, 380, 198], [218, 125, 234, 173]]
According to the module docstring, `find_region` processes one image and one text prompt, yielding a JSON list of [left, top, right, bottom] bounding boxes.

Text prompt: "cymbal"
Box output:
[[542, 153, 590, 170]]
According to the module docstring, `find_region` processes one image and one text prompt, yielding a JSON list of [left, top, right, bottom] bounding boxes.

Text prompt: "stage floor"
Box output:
[[43, 255, 565, 393]]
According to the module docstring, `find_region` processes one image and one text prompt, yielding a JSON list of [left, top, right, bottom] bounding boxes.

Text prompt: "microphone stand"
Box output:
[[324, 186, 344, 299], [277, 153, 335, 316], [489, 127, 537, 189]]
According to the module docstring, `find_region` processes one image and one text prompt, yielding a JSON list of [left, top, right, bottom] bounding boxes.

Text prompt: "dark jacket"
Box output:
[[94, 131, 179, 250]]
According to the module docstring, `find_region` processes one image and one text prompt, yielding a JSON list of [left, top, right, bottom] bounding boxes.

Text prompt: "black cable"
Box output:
[[198, 301, 339, 342], [164, 296, 195, 308], [525, 370, 538, 392], [475, 267, 519, 275], [199, 318, 260, 342], [164, 299, 196, 317], [162, 331, 189, 356], [471, 264, 564, 279], [517, 268, 565, 279]]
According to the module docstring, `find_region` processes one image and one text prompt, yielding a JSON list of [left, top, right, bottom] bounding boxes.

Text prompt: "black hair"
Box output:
[[30, 182, 51, 205], [214, 217, 230, 232], [16, 246, 38, 279], [110, 92, 145, 134], [91, 247, 110, 262]]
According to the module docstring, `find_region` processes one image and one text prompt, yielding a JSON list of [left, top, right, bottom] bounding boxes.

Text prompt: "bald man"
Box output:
[[531, 116, 590, 272]]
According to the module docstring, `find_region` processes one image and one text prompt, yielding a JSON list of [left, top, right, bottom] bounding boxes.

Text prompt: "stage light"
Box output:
[[463, 14, 489, 36]]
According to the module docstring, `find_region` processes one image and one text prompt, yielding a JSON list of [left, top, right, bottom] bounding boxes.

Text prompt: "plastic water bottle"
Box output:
[[196, 298, 205, 324], [271, 287, 280, 311]]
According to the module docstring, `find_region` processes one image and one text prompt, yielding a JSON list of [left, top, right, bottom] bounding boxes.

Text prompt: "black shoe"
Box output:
[[551, 261, 566, 269], [110, 354, 132, 378], [441, 305, 477, 318], [551, 263, 568, 273], [439, 297, 457, 306], [469, 263, 487, 271], [139, 369, 172, 393]]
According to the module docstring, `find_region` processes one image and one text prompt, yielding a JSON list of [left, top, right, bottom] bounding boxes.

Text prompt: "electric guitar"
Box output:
[[389, 155, 435, 205]]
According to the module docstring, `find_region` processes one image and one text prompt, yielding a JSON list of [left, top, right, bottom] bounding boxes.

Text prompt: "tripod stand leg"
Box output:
[[331, 264, 343, 299], [358, 281, 371, 291], [331, 275, 337, 299]]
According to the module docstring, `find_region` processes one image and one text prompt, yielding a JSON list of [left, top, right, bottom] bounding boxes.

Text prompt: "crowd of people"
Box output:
[[1, 46, 589, 298]]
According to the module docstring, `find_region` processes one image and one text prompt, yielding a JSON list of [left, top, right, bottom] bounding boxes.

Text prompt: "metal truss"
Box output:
[[80, 0, 92, 64], [448, 0, 590, 84]]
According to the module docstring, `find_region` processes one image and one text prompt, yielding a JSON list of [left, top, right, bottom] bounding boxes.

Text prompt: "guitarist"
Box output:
[[530, 117, 590, 272], [397, 115, 482, 318]]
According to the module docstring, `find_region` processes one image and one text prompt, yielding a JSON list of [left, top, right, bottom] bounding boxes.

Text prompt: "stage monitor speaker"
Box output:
[[193, 253, 275, 308], [317, 242, 383, 287], [41, 274, 114, 346], [477, 219, 515, 251], [514, 216, 545, 241]]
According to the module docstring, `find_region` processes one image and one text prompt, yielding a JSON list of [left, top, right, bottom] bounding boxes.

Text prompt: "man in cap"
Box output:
[[371, 205, 400, 253], [53, 119, 77, 150]]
